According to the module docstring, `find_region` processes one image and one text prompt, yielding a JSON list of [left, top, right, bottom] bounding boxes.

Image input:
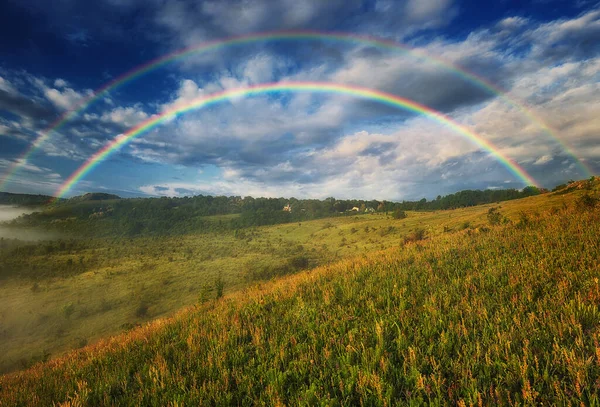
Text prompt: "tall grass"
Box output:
[[1, 199, 599, 405]]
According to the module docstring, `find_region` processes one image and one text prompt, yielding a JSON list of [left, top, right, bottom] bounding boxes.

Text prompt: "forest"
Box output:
[[8, 186, 544, 237]]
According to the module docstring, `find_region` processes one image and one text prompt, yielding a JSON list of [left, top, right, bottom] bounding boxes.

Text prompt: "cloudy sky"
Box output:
[[0, 0, 598, 200]]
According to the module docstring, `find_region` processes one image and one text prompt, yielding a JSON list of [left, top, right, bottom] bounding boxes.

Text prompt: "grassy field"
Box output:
[[0, 189, 565, 374], [0, 180, 599, 405]]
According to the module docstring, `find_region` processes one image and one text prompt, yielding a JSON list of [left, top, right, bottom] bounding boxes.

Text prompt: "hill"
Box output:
[[1, 179, 599, 405], [67, 192, 121, 202], [0, 192, 56, 207]]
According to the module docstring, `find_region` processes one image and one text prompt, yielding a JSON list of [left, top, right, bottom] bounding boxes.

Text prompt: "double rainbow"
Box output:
[[0, 31, 590, 192], [54, 82, 538, 199]]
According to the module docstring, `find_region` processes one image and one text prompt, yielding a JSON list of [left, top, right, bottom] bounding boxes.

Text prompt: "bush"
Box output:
[[392, 209, 407, 219], [487, 207, 502, 225], [552, 183, 567, 192], [135, 302, 149, 318], [404, 228, 426, 243], [288, 255, 309, 270], [577, 194, 598, 209]]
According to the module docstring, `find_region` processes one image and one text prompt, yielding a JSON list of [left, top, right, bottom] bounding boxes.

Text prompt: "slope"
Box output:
[[1, 182, 599, 405]]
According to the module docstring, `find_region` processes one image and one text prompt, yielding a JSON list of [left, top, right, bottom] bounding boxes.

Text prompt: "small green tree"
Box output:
[[392, 209, 407, 219]]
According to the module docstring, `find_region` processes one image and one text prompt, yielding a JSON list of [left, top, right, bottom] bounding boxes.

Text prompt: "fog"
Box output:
[[0, 205, 57, 241]]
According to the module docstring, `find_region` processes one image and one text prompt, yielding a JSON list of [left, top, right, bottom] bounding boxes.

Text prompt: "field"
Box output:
[[0, 180, 599, 405]]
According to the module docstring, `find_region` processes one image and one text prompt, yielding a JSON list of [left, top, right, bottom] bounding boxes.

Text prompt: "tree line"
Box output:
[[9, 186, 544, 236]]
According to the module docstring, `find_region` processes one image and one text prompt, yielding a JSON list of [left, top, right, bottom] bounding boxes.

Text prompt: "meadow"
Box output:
[[0, 179, 598, 405]]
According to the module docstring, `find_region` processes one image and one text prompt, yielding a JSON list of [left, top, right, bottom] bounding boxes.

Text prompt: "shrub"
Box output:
[[135, 302, 149, 318], [288, 255, 309, 270], [487, 207, 502, 225], [404, 228, 426, 243], [577, 194, 598, 209], [392, 209, 407, 219], [552, 183, 567, 192]]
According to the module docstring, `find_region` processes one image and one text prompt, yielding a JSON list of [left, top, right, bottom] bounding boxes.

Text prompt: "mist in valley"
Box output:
[[0, 205, 57, 241]]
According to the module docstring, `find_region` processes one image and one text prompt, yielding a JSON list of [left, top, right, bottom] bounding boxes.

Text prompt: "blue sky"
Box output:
[[0, 0, 599, 200]]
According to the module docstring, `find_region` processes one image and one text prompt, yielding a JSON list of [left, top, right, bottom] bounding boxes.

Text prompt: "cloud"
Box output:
[[0, 76, 17, 94], [2, 6, 600, 197], [35, 81, 92, 111], [533, 155, 553, 165], [497, 16, 529, 31], [0, 87, 55, 123], [152, 0, 457, 53], [522, 9, 600, 62], [53, 78, 68, 88], [100, 105, 149, 127], [0, 158, 62, 181]]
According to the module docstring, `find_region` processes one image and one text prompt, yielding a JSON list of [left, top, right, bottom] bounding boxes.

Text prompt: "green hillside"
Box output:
[[1, 180, 599, 405]]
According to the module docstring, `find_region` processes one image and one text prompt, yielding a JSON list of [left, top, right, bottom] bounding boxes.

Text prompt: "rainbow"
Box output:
[[54, 82, 539, 198], [0, 31, 590, 191]]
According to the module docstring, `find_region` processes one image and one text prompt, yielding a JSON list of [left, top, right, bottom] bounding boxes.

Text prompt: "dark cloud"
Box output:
[[0, 88, 56, 122]]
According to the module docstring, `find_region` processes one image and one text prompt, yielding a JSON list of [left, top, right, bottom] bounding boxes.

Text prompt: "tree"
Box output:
[[392, 209, 407, 219]]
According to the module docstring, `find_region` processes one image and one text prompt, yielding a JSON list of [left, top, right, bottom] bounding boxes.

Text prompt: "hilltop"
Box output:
[[0, 178, 598, 405], [0, 192, 56, 207], [67, 193, 121, 202]]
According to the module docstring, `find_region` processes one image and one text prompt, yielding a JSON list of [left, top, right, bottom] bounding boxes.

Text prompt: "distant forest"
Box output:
[[6, 186, 545, 236], [0, 192, 57, 207]]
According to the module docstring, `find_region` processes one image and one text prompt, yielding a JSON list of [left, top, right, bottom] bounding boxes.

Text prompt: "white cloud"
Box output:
[[497, 16, 529, 31], [54, 78, 68, 88], [100, 105, 149, 127], [533, 155, 553, 165], [0, 76, 17, 94]]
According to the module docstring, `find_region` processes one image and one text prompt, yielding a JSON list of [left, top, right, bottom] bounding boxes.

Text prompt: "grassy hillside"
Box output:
[[0, 183, 583, 374], [1, 182, 599, 405]]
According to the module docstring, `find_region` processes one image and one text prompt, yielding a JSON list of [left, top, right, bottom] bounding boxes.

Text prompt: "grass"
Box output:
[[0, 186, 593, 375], [0, 181, 599, 405], [0, 183, 600, 405]]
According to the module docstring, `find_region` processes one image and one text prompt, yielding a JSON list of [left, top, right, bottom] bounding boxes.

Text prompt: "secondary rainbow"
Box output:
[[1, 30, 590, 191], [54, 82, 539, 199]]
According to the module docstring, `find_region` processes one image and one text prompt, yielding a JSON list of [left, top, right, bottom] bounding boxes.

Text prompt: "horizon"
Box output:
[[0, 181, 552, 203]]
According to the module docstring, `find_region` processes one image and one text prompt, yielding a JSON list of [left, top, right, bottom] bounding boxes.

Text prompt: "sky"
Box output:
[[0, 0, 599, 201]]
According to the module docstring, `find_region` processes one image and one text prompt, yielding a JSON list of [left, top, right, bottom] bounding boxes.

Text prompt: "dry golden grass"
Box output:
[[1, 183, 599, 405]]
